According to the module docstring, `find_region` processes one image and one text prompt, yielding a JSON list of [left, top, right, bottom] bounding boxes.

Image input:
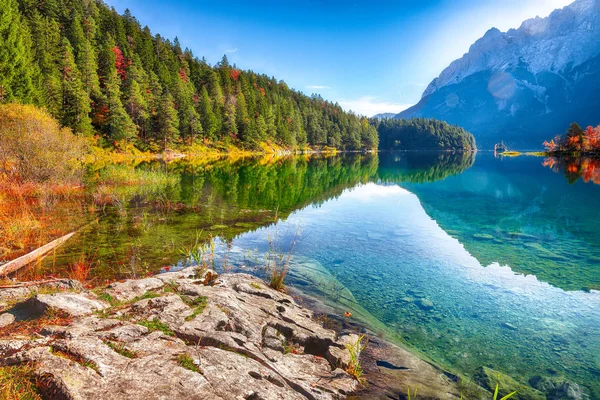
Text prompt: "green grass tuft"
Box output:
[[137, 319, 175, 336], [181, 295, 208, 321], [105, 341, 138, 359], [176, 354, 202, 373]]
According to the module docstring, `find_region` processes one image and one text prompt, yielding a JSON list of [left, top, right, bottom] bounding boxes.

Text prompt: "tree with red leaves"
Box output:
[[230, 69, 240, 82], [111, 46, 127, 81]]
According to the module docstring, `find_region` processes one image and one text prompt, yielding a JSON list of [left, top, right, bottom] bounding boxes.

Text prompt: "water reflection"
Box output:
[[543, 156, 600, 185]]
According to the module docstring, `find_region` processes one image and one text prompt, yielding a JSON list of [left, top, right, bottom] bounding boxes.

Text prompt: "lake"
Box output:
[[27, 152, 600, 397]]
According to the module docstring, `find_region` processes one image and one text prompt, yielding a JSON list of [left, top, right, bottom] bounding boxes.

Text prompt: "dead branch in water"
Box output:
[[0, 232, 76, 276]]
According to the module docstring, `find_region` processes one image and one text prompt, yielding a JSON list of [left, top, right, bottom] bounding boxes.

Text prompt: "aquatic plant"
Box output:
[[492, 381, 517, 400], [407, 387, 418, 400], [267, 226, 300, 292]]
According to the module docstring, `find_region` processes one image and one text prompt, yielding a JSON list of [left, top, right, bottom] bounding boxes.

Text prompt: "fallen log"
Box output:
[[0, 232, 76, 276], [0, 278, 65, 289]]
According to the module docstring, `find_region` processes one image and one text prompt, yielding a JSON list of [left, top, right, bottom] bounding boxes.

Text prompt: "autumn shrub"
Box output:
[[0, 103, 87, 185]]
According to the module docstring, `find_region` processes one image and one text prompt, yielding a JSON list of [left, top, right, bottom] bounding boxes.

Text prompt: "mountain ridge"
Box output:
[[398, 0, 600, 149]]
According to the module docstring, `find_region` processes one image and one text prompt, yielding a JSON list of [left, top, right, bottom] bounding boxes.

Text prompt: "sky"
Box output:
[[104, 0, 574, 117]]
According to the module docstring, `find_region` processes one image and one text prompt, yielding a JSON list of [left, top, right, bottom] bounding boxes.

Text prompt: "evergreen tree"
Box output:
[[157, 90, 179, 150], [59, 37, 92, 135], [0, 0, 38, 103], [123, 57, 150, 139], [1, 0, 384, 151], [98, 39, 136, 141], [199, 86, 218, 140]]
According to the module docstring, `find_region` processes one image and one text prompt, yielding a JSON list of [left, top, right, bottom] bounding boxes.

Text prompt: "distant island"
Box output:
[[543, 122, 600, 155], [374, 118, 476, 152]]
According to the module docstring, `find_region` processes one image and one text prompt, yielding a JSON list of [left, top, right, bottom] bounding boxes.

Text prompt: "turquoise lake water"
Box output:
[[42, 152, 600, 397], [230, 153, 600, 397]]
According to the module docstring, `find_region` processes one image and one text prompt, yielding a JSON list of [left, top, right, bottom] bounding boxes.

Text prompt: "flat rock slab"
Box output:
[[31, 293, 109, 316], [1, 272, 358, 399], [105, 278, 165, 302]]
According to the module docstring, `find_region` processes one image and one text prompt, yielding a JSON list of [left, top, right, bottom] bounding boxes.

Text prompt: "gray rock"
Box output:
[[105, 277, 165, 302], [0, 312, 15, 328], [31, 293, 109, 316], [0, 279, 83, 302], [1, 273, 357, 399]]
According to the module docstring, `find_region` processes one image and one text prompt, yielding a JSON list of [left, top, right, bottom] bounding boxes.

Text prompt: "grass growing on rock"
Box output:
[[50, 347, 99, 372], [105, 341, 138, 359], [137, 319, 175, 336], [0, 308, 72, 339], [0, 364, 42, 400], [176, 354, 202, 373], [346, 334, 367, 383], [181, 295, 208, 321]]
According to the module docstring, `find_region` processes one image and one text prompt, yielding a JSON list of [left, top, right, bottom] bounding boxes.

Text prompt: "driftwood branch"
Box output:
[[0, 232, 76, 276], [0, 278, 66, 289]]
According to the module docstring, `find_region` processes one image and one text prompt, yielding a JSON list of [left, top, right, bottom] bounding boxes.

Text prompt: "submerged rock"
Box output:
[[529, 376, 590, 400], [416, 298, 434, 311], [472, 233, 494, 241], [475, 366, 545, 400]]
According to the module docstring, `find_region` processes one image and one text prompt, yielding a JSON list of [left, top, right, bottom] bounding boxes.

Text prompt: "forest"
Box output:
[[0, 0, 379, 152], [374, 118, 476, 151], [543, 122, 600, 155]]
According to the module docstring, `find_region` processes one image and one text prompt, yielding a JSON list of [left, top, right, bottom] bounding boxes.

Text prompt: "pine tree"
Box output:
[[199, 86, 218, 140], [59, 37, 93, 135], [98, 39, 136, 141], [27, 10, 61, 114], [0, 0, 38, 103], [175, 61, 202, 143], [123, 58, 149, 139], [235, 89, 251, 143], [223, 98, 238, 140], [157, 90, 179, 150], [77, 15, 102, 101]]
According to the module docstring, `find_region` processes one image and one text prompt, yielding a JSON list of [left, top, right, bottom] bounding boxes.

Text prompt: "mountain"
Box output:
[[397, 0, 600, 149], [372, 113, 397, 119]]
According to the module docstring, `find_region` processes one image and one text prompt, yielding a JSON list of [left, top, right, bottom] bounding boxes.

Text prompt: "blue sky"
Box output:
[[105, 0, 573, 116]]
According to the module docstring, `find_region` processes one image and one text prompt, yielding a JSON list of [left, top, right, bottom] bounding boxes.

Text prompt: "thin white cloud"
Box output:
[[306, 85, 331, 90], [224, 48, 238, 54], [338, 96, 413, 117]]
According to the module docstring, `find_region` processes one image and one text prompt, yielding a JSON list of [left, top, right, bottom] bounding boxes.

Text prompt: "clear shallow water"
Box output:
[[37, 152, 600, 396]]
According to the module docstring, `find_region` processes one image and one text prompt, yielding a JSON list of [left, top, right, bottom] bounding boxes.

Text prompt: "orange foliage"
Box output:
[[230, 69, 241, 82], [544, 125, 600, 154], [542, 156, 600, 185], [69, 257, 92, 283]]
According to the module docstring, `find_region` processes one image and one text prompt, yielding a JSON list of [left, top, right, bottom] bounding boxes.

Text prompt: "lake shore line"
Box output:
[[0, 267, 473, 399]]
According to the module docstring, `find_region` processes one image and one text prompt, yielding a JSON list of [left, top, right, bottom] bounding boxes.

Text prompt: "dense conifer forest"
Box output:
[[375, 118, 476, 151], [0, 0, 379, 151]]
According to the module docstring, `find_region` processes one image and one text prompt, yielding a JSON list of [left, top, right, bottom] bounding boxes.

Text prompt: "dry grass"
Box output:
[[68, 257, 92, 284], [0, 308, 72, 339], [0, 364, 42, 400]]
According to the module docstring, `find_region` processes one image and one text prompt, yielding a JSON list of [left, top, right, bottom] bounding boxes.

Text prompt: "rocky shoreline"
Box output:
[[0, 268, 363, 399], [0, 268, 582, 399]]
